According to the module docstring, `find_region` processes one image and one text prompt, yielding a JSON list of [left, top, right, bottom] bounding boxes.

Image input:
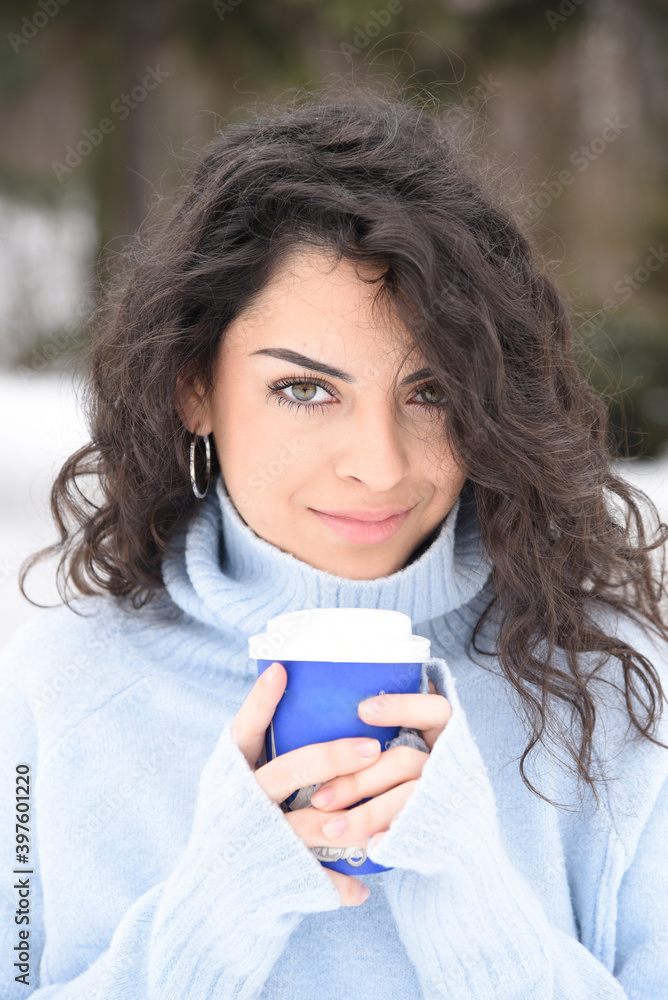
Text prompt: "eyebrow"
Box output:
[[250, 348, 434, 389]]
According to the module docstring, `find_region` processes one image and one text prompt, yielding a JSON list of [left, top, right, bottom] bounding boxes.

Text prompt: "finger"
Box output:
[[231, 662, 287, 769], [324, 869, 370, 907], [254, 736, 381, 805], [286, 779, 418, 848], [310, 745, 428, 811], [357, 690, 451, 751]]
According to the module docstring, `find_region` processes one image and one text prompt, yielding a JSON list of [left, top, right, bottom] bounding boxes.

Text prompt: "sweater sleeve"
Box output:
[[367, 656, 668, 1000], [0, 660, 340, 999]]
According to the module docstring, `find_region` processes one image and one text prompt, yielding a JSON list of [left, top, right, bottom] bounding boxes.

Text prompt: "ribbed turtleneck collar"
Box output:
[[161, 476, 491, 643]]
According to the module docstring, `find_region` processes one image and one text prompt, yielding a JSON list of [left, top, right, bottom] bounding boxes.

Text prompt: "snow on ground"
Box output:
[[0, 371, 90, 651], [1, 371, 668, 653]]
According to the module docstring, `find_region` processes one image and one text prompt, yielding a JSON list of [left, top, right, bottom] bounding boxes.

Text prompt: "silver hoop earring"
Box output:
[[190, 433, 211, 500]]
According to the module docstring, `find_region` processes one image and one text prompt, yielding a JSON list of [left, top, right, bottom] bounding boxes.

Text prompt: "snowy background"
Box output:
[[2, 369, 668, 654], [1, 372, 90, 651]]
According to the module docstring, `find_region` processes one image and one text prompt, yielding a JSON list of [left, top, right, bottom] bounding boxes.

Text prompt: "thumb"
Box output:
[[231, 662, 287, 769]]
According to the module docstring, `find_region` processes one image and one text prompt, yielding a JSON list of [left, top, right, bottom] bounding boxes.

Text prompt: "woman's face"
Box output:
[[183, 248, 467, 579]]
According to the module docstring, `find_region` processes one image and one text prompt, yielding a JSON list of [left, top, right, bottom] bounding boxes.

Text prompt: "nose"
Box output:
[[332, 396, 411, 491]]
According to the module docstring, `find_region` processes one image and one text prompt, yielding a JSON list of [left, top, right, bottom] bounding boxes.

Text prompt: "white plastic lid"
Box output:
[[248, 607, 430, 663]]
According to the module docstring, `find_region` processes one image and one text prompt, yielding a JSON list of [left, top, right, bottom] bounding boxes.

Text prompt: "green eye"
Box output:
[[416, 384, 446, 405], [265, 374, 336, 415], [291, 383, 319, 402]]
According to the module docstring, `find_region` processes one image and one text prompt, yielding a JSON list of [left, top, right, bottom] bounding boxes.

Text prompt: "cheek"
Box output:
[[439, 450, 468, 495], [413, 428, 465, 479], [217, 406, 273, 474], [428, 454, 467, 506], [214, 393, 312, 493]]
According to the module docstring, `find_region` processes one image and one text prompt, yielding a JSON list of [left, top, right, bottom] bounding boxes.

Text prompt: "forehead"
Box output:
[[222, 247, 419, 367]]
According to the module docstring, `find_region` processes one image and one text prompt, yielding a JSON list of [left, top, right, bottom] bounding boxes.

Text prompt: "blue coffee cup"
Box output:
[[248, 608, 430, 875]]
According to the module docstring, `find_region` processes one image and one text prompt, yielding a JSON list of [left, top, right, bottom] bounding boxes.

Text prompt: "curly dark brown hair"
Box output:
[[21, 79, 668, 804]]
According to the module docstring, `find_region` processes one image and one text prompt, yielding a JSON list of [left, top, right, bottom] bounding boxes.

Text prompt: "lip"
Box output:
[[309, 505, 415, 544], [311, 506, 414, 522]]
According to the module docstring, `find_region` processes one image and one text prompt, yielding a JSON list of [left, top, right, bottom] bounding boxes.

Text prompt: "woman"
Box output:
[[2, 84, 667, 999]]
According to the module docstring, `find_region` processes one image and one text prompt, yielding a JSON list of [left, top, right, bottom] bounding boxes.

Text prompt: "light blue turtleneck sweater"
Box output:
[[1, 476, 667, 999]]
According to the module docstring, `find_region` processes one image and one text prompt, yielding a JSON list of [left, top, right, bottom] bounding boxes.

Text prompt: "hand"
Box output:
[[231, 662, 384, 908], [308, 679, 452, 850]]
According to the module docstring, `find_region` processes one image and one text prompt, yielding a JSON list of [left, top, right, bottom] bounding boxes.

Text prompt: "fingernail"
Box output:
[[358, 883, 370, 903], [322, 817, 348, 838], [261, 663, 279, 683], [355, 738, 380, 757], [310, 785, 333, 808], [359, 698, 382, 717], [370, 832, 386, 849]]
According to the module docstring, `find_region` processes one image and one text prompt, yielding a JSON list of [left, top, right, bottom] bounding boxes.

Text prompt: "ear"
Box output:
[[175, 369, 213, 435]]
